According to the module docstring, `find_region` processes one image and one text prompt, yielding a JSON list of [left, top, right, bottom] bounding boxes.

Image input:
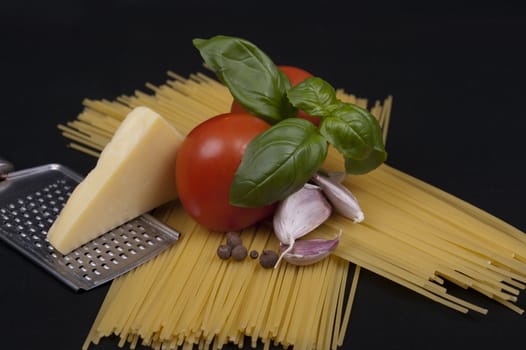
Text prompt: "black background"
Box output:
[[1, 1, 525, 349]]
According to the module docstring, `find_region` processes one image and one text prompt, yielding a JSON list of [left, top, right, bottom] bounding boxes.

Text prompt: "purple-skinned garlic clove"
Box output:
[[311, 172, 364, 223], [279, 233, 341, 266], [273, 183, 332, 267]]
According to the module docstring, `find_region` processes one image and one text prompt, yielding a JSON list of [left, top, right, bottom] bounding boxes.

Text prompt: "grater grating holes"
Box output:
[[0, 179, 73, 244], [49, 219, 171, 282], [1, 165, 179, 290], [0, 177, 167, 282]]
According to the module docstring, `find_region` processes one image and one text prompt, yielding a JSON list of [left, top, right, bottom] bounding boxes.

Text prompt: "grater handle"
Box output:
[[0, 156, 14, 178]]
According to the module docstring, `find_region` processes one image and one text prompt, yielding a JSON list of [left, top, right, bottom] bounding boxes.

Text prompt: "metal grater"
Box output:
[[0, 158, 179, 291]]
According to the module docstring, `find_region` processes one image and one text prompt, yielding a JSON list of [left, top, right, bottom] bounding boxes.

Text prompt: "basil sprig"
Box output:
[[288, 77, 387, 174], [193, 35, 387, 207], [193, 36, 296, 124]]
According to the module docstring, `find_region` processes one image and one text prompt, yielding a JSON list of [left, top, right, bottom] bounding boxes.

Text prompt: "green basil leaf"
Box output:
[[193, 35, 296, 124], [344, 146, 387, 174], [321, 103, 387, 174], [230, 118, 328, 207], [343, 104, 387, 174], [286, 77, 338, 117], [319, 103, 375, 160]]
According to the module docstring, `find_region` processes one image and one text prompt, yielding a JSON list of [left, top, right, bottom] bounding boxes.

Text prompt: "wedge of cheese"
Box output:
[[47, 106, 184, 254]]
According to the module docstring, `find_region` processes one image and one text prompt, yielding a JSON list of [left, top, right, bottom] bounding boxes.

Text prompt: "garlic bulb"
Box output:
[[273, 183, 332, 267], [311, 172, 364, 223]]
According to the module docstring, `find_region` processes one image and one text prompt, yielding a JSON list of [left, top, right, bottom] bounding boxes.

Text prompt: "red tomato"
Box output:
[[175, 113, 277, 232], [278, 65, 313, 86], [230, 65, 320, 126]]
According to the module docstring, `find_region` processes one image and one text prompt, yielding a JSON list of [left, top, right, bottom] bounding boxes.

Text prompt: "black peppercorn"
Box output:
[[259, 250, 278, 268], [226, 232, 242, 248], [217, 244, 232, 260], [231, 245, 248, 261]]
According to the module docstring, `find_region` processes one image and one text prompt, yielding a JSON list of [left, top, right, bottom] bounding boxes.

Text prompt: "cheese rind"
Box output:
[[47, 107, 184, 254]]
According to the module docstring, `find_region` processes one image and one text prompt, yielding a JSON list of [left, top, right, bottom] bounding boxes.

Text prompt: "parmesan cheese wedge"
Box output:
[[47, 106, 184, 254]]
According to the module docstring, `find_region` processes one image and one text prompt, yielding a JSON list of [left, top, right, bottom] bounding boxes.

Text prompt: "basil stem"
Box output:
[[230, 118, 328, 207], [193, 35, 296, 124]]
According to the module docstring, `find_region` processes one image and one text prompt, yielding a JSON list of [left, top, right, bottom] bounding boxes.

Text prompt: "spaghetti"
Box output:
[[58, 71, 525, 350]]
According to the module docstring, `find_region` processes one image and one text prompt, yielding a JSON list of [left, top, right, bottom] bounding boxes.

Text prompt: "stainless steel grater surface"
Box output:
[[0, 162, 180, 291]]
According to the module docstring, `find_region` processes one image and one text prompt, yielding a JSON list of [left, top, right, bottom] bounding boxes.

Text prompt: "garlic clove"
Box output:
[[273, 183, 332, 244], [311, 172, 364, 223], [273, 183, 332, 267], [279, 234, 340, 266]]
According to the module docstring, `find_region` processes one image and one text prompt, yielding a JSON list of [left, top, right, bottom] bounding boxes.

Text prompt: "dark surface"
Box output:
[[1, 1, 525, 349]]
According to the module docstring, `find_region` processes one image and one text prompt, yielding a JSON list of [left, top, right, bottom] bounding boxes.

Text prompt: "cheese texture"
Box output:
[[47, 106, 184, 254]]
